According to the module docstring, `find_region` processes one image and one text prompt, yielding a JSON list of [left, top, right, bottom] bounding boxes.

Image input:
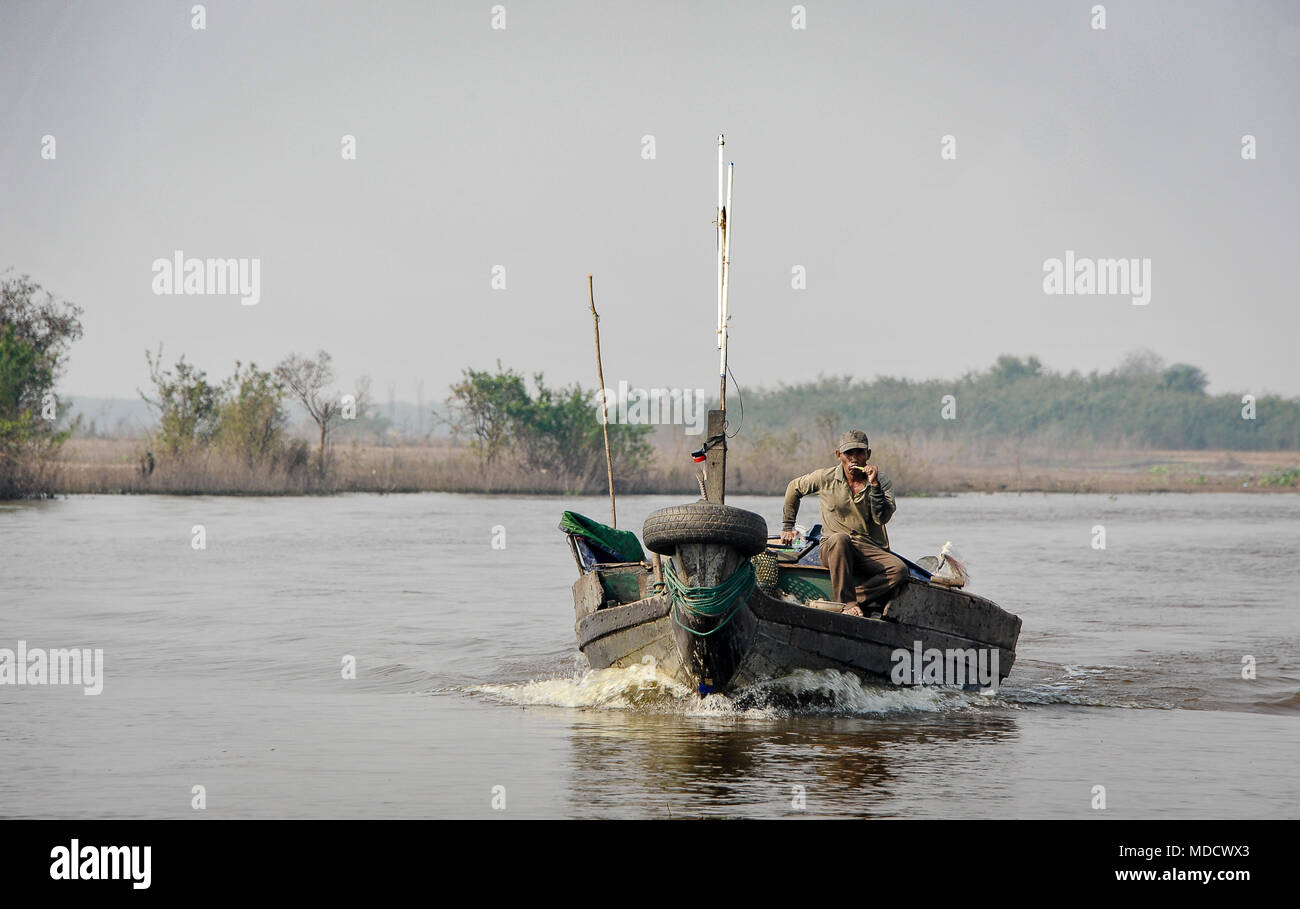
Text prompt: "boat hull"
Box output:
[[576, 575, 1021, 694]]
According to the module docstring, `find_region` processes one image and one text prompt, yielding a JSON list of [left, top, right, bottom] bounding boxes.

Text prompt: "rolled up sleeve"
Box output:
[[782, 470, 824, 530], [869, 474, 896, 525]]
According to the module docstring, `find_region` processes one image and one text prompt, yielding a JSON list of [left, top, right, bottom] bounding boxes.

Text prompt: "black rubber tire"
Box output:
[[642, 502, 769, 557]]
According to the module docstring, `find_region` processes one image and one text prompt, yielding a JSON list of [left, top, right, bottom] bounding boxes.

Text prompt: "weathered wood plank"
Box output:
[[577, 596, 671, 649], [886, 581, 1023, 651], [573, 573, 605, 629], [703, 409, 725, 503]]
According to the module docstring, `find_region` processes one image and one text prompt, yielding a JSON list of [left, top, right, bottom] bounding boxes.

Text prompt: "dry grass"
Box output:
[[40, 436, 1300, 497], [53, 439, 599, 495]]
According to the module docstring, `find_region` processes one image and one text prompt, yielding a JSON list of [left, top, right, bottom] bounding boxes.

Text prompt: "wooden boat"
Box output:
[[562, 136, 1021, 696], [563, 505, 1022, 695]]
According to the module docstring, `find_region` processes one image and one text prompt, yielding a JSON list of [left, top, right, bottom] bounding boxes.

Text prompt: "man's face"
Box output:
[[837, 447, 870, 472]]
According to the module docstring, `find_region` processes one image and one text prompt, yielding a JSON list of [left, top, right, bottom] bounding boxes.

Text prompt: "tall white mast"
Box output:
[[720, 161, 733, 410], [705, 135, 733, 504], [716, 133, 726, 403], [716, 136, 733, 410]]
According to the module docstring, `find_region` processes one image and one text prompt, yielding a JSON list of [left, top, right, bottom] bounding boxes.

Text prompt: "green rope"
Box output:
[[663, 558, 756, 636]]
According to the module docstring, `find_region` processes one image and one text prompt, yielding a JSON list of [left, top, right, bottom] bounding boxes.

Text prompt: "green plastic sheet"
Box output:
[[558, 511, 646, 563]]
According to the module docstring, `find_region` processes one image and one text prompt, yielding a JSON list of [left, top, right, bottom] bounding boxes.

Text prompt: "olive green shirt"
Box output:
[[782, 465, 896, 549]]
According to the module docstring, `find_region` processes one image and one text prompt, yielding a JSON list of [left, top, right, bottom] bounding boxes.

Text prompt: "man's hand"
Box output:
[[863, 464, 878, 486], [780, 529, 797, 545]]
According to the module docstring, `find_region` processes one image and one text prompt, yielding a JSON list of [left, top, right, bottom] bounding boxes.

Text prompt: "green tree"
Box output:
[[446, 362, 531, 464], [989, 354, 1043, 384], [0, 273, 84, 498], [1161, 363, 1209, 395], [139, 345, 220, 458], [216, 361, 289, 468], [519, 373, 653, 484], [446, 364, 653, 489]]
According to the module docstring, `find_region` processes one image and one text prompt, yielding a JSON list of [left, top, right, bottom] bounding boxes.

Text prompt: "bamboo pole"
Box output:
[[588, 274, 617, 528]]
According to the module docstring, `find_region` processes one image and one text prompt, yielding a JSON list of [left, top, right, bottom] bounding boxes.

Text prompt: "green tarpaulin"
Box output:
[[559, 511, 646, 563]]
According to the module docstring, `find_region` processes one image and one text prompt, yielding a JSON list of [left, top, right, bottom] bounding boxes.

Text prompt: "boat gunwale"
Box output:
[[577, 586, 1018, 663]]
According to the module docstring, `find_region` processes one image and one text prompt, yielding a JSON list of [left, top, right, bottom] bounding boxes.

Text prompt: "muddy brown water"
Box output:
[[2, 492, 1297, 818]]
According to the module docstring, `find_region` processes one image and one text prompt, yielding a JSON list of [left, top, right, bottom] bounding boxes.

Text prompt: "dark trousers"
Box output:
[[820, 532, 907, 607]]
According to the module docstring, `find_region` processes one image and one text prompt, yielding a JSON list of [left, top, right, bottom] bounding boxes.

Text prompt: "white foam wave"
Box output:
[[473, 661, 693, 709], [470, 664, 1003, 717]]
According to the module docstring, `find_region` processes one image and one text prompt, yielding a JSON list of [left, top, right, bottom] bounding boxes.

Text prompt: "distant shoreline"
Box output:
[[36, 438, 1300, 498]]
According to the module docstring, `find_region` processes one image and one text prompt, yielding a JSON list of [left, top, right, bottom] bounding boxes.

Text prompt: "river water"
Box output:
[[2, 492, 1297, 818]]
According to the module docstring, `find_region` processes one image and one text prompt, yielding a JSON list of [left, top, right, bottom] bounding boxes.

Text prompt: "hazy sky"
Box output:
[[3, 0, 1297, 405]]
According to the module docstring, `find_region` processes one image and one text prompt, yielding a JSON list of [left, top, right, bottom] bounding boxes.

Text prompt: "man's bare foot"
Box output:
[[840, 604, 863, 617]]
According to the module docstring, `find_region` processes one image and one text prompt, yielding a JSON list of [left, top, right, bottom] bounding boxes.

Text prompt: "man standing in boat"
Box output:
[[780, 430, 907, 617]]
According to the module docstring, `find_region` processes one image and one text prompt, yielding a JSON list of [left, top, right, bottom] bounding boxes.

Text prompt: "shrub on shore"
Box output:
[[0, 274, 83, 499], [445, 363, 655, 494]]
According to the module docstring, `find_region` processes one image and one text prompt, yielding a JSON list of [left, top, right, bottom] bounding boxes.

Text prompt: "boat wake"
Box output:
[[469, 663, 1005, 717], [453, 651, 1299, 716], [998, 654, 1300, 714]]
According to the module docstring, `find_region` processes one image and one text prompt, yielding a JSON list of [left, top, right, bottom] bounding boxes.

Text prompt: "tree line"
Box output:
[[1, 273, 654, 497], [743, 353, 1300, 451], [137, 344, 368, 481], [2, 272, 377, 496], [4, 271, 1297, 498]]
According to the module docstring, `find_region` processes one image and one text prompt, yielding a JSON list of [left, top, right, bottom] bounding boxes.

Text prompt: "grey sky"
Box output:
[[3, 0, 1297, 405]]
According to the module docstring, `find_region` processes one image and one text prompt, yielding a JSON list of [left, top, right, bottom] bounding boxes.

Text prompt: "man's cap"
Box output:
[[837, 429, 869, 452]]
